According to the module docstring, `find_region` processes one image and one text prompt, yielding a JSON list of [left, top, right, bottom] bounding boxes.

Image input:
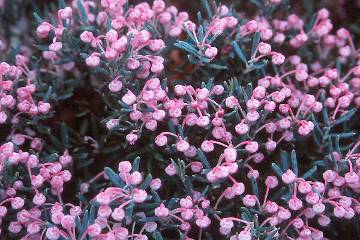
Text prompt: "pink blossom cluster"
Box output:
[[0, 140, 72, 237], [37, 0, 188, 78], [0, 57, 51, 125], [0, 0, 360, 239]]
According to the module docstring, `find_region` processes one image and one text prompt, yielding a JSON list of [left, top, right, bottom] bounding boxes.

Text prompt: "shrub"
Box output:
[[0, 0, 359, 239]]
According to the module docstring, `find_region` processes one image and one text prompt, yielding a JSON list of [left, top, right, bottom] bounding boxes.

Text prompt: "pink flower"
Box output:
[[271, 52, 285, 65], [281, 169, 296, 184], [205, 47, 218, 59], [154, 203, 169, 217], [87, 224, 102, 237], [195, 216, 211, 228]]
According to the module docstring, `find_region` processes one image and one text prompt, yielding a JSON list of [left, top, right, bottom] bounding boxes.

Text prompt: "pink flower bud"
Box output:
[[288, 198, 303, 211], [155, 134, 168, 146], [87, 224, 102, 237], [61, 215, 75, 229], [0, 206, 7, 217], [246, 110, 260, 122], [258, 42, 271, 55], [155, 203, 169, 217], [176, 139, 190, 152], [127, 58, 140, 70], [86, 54, 100, 67], [318, 215, 331, 226], [111, 207, 125, 222], [196, 116, 210, 127], [264, 201, 279, 213], [235, 122, 249, 135], [333, 206, 346, 218], [201, 140, 214, 152], [220, 218, 234, 230], [129, 171, 142, 185], [281, 169, 296, 184], [205, 47, 218, 59], [246, 98, 260, 110], [195, 216, 211, 228], [33, 193, 46, 206], [49, 42, 62, 52], [36, 23, 51, 38], [133, 189, 147, 203], [150, 62, 164, 74], [337, 28, 350, 39], [46, 227, 60, 240], [245, 141, 259, 153], [224, 147, 237, 162], [312, 202, 325, 214], [345, 172, 359, 184], [152, 0, 165, 13], [271, 52, 285, 65], [150, 178, 162, 190], [253, 86, 266, 99], [165, 163, 177, 176], [232, 182, 245, 195], [80, 31, 95, 43], [242, 194, 257, 207], [59, 7, 73, 19], [238, 230, 251, 240], [11, 197, 24, 209], [118, 161, 132, 173], [108, 79, 122, 92], [144, 222, 158, 233], [122, 90, 137, 105], [305, 191, 320, 205], [344, 208, 355, 219], [96, 192, 111, 205]]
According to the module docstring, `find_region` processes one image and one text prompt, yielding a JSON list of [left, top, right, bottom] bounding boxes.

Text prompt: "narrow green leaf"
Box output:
[[126, 201, 134, 220], [43, 86, 53, 102], [251, 177, 259, 198], [330, 132, 356, 139], [231, 41, 247, 64], [132, 157, 141, 171], [104, 167, 125, 187], [301, 166, 317, 180], [45, 153, 59, 162], [59, 0, 66, 8], [81, 210, 89, 233], [183, 26, 197, 44], [271, 163, 283, 177], [77, 0, 89, 22], [252, 59, 268, 70], [321, 92, 330, 126], [201, 0, 213, 19], [291, 150, 298, 176], [174, 41, 199, 55], [60, 123, 69, 149], [139, 174, 152, 190], [33, 12, 44, 24], [197, 149, 211, 169], [333, 108, 357, 126], [250, 0, 262, 7], [251, 32, 260, 56], [75, 216, 82, 238], [280, 151, 289, 172], [153, 231, 164, 240], [208, 63, 227, 70], [269, 186, 287, 201], [241, 207, 253, 221], [89, 204, 96, 224]]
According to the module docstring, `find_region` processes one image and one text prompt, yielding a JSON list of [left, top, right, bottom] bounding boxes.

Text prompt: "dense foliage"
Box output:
[[0, 0, 360, 239]]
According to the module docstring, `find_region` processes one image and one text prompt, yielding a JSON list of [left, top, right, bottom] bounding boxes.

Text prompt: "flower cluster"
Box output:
[[0, 0, 359, 239], [0, 58, 51, 125]]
